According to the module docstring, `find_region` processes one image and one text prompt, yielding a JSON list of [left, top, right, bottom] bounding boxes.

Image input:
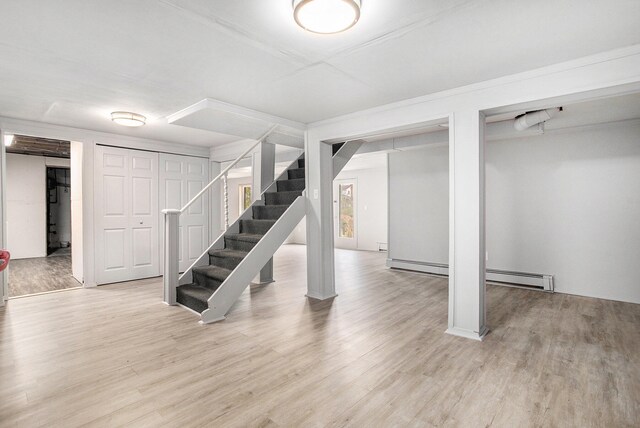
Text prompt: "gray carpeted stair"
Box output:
[[240, 219, 276, 235], [288, 168, 305, 180], [175, 149, 337, 314], [276, 178, 305, 192], [265, 190, 302, 205], [224, 233, 262, 252], [176, 284, 212, 313], [252, 205, 289, 220], [209, 249, 248, 271]]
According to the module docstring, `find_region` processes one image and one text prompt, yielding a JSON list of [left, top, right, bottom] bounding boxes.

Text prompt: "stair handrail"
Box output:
[[179, 125, 278, 214]]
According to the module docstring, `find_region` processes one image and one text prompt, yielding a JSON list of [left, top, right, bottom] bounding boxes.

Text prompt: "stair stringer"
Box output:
[[201, 195, 306, 324], [333, 140, 364, 178]]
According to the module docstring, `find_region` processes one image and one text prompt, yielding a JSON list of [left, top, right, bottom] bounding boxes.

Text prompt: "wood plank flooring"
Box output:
[[8, 249, 81, 297], [1, 245, 639, 427]]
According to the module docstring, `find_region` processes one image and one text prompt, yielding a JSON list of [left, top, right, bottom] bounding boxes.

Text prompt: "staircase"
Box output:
[[176, 154, 307, 314], [163, 139, 362, 323]]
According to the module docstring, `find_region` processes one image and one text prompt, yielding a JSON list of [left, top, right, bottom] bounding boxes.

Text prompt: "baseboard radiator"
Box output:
[[386, 259, 554, 292]]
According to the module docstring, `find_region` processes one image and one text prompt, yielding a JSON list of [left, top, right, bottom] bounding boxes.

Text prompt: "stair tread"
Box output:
[[278, 178, 305, 184], [243, 219, 277, 224], [192, 265, 232, 281], [208, 249, 248, 259], [176, 283, 212, 312], [225, 233, 264, 243]]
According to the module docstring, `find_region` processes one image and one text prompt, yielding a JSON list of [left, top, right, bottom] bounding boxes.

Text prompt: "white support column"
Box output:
[[251, 141, 276, 199], [305, 132, 336, 300], [447, 110, 488, 341], [163, 209, 180, 305], [252, 141, 276, 284]]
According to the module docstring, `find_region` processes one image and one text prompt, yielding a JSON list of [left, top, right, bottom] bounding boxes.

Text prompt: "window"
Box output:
[[339, 183, 354, 238], [239, 184, 252, 212]]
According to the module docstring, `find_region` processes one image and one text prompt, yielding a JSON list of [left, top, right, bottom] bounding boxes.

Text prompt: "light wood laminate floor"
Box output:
[[1, 245, 638, 427], [8, 248, 81, 297]]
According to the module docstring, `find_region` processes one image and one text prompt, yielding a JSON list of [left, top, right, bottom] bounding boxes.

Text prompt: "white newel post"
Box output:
[[163, 209, 180, 305]]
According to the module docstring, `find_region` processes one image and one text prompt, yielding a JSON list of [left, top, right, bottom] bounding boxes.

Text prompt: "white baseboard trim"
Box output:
[[446, 326, 489, 341], [387, 258, 554, 292]]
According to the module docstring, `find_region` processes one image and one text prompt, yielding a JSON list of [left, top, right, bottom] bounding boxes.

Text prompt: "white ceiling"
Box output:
[[0, 0, 638, 147]]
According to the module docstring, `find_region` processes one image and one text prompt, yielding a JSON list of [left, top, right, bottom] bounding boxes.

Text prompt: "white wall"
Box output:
[[6, 154, 47, 259], [388, 120, 640, 304], [389, 145, 449, 263], [290, 155, 388, 252], [71, 142, 83, 283]]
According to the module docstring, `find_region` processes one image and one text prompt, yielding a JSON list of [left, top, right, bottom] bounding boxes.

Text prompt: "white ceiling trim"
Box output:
[[168, 98, 307, 131]]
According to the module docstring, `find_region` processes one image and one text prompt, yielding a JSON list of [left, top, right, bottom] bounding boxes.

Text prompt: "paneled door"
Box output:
[[333, 179, 358, 250], [159, 154, 209, 273], [94, 146, 159, 284]]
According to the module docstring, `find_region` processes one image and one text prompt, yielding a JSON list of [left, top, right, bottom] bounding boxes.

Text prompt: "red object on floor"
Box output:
[[0, 250, 9, 272]]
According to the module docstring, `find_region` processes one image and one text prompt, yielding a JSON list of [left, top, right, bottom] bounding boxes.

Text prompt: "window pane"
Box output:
[[339, 184, 354, 238], [243, 186, 252, 210]]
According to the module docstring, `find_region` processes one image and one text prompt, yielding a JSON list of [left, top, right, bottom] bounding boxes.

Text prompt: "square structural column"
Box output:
[[447, 110, 488, 341], [305, 132, 336, 300], [252, 141, 276, 284]]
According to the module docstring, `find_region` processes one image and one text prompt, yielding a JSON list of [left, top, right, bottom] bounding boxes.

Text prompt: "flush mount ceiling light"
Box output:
[[111, 111, 146, 127], [293, 0, 361, 34]]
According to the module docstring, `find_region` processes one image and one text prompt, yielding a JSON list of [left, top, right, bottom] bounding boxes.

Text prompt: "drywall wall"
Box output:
[[388, 120, 640, 304], [6, 154, 47, 259], [389, 145, 449, 264], [290, 155, 388, 252]]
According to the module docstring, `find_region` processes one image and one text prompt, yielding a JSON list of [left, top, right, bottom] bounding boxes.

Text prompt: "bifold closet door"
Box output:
[[94, 146, 159, 284], [159, 154, 209, 273]]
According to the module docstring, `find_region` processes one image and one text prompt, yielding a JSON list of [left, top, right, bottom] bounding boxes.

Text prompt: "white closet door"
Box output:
[[159, 154, 209, 273], [95, 146, 159, 284]]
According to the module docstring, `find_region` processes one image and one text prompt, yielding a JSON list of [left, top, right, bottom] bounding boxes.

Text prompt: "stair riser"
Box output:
[[298, 159, 305, 168], [209, 254, 243, 271], [277, 179, 305, 192], [240, 220, 275, 235], [176, 290, 208, 313], [193, 271, 223, 291], [224, 237, 259, 252], [265, 191, 301, 205], [252, 205, 288, 220], [287, 168, 305, 180]]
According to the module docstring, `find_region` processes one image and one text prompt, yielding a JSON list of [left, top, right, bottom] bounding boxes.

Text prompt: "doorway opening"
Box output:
[[4, 135, 81, 297]]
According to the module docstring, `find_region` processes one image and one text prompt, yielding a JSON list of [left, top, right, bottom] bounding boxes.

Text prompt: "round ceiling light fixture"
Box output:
[[293, 0, 361, 34], [111, 111, 146, 127]]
